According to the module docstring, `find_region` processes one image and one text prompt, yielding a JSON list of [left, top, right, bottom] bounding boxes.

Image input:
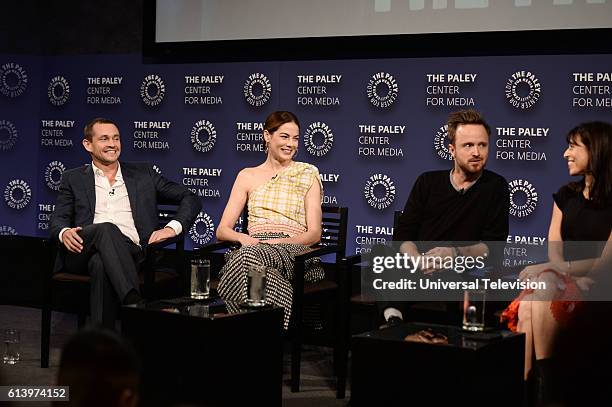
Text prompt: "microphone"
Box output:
[[109, 188, 115, 196], [459, 188, 465, 195]]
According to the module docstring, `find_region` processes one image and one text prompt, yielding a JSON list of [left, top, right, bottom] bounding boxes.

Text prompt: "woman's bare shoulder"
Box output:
[[235, 166, 267, 185], [237, 166, 260, 178]]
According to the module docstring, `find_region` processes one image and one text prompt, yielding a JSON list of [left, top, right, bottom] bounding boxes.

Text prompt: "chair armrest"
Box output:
[[195, 240, 238, 254], [146, 234, 185, 253], [343, 254, 363, 267], [294, 244, 343, 263]]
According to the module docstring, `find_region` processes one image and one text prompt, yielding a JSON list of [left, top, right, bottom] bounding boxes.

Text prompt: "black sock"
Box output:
[[123, 289, 142, 305]]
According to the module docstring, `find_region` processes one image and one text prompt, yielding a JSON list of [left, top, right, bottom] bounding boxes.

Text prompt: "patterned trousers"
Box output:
[[217, 240, 324, 329]]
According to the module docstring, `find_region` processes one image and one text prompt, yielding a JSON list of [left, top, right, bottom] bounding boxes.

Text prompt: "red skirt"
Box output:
[[500, 269, 584, 332]]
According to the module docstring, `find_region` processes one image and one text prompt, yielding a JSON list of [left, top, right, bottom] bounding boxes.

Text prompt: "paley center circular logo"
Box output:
[[47, 75, 70, 106], [44, 160, 66, 191], [505, 70, 541, 110], [367, 72, 398, 108], [140, 74, 166, 106], [364, 173, 396, 210], [189, 211, 215, 245], [508, 179, 538, 218], [190, 120, 217, 153], [0, 120, 18, 151], [4, 179, 32, 210], [0, 62, 28, 98], [243, 73, 271, 107], [303, 122, 334, 157], [0, 225, 17, 235], [433, 124, 452, 160]]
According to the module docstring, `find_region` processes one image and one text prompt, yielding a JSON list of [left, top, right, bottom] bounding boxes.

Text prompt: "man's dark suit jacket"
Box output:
[[50, 161, 201, 271]]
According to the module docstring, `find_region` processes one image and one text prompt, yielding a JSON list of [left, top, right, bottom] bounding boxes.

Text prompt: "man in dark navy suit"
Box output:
[[50, 117, 200, 327]]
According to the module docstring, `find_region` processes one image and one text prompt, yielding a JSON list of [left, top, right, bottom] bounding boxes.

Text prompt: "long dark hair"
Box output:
[[566, 121, 612, 206]]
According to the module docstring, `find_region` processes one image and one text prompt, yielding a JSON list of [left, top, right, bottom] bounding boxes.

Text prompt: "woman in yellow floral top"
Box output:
[[216, 111, 324, 329]]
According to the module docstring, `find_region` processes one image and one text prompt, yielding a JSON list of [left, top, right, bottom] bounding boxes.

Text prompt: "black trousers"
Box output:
[[63, 222, 143, 328]]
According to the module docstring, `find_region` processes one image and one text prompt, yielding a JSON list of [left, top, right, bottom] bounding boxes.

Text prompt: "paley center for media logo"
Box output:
[[0, 225, 17, 235], [191, 120, 217, 153], [244, 73, 271, 107], [367, 72, 398, 108], [44, 161, 66, 191], [0, 62, 28, 98], [4, 179, 32, 210], [189, 211, 215, 245], [48, 76, 70, 106], [0, 120, 18, 151], [364, 173, 396, 210], [303, 122, 334, 157], [505, 70, 541, 110], [140, 74, 166, 106], [508, 179, 538, 218], [433, 124, 452, 160]]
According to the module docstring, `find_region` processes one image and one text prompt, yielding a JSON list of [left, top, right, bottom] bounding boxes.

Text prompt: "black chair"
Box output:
[[40, 204, 187, 368], [196, 206, 349, 394]]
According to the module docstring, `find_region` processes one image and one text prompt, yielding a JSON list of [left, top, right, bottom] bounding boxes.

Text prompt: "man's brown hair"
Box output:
[[83, 118, 118, 141], [446, 109, 491, 144]]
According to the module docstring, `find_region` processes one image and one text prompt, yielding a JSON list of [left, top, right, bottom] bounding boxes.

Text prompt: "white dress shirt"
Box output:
[[59, 162, 182, 245]]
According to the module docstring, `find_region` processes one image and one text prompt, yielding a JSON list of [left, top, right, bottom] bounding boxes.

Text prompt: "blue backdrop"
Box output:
[[1, 53, 610, 254]]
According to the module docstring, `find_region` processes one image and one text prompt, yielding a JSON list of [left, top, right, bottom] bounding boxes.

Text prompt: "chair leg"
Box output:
[[336, 290, 350, 398], [40, 307, 51, 368], [291, 327, 302, 392], [335, 313, 349, 399], [290, 298, 303, 393], [335, 331, 349, 398], [291, 259, 305, 392]]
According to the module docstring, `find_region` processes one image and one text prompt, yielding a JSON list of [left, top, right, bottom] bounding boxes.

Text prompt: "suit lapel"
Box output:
[[121, 163, 139, 223], [81, 165, 95, 215]]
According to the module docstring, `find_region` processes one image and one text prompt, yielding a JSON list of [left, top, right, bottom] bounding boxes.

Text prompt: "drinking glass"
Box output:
[[462, 289, 486, 331], [191, 259, 211, 299], [246, 264, 267, 306], [3, 328, 20, 365]]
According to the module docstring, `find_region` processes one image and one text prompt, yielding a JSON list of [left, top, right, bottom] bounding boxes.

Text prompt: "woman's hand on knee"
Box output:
[[519, 263, 545, 281], [575, 276, 595, 291], [238, 235, 260, 246]]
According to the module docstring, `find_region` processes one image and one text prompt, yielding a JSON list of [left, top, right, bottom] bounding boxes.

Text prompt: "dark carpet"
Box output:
[[0, 305, 350, 407]]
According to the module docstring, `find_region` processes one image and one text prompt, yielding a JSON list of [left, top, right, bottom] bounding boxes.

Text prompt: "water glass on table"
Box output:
[[462, 289, 486, 331], [191, 259, 211, 299], [246, 264, 267, 306], [3, 328, 20, 365]]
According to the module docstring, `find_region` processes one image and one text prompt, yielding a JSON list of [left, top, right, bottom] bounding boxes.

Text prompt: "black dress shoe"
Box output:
[[379, 316, 403, 330], [123, 290, 143, 305]]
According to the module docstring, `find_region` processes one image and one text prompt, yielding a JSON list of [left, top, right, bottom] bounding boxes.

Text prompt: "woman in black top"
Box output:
[[502, 121, 612, 402]]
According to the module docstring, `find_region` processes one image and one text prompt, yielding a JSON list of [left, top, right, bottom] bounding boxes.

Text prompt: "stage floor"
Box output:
[[0, 305, 348, 407]]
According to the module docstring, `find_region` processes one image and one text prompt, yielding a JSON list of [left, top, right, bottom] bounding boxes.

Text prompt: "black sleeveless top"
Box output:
[[553, 185, 612, 260]]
